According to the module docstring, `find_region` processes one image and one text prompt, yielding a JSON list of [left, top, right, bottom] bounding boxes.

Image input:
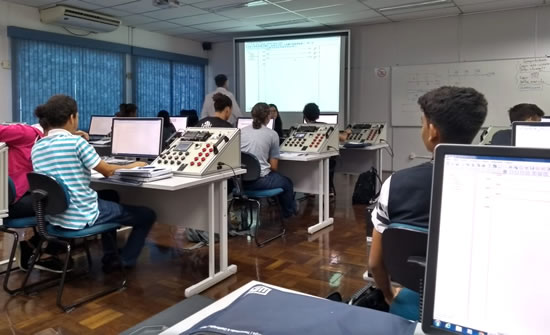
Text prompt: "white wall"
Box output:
[[0, 0, 207, 123], [208, 6, 550, 171]]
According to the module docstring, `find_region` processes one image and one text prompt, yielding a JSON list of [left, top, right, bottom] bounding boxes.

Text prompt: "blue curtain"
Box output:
[[13, 39, 124, 131], [135, 56, 204, 117]]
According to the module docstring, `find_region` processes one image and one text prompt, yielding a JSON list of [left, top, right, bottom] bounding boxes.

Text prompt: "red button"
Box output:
[[194, 157, 198, 161], [198, 152, 202, 156], [206, 144, 210, 147], [209, 148, 213, 152], [197, 162, 202, 166], [202, 148, 206, 152], [190, 162, 195, 166], [205, 153, 210, 157], [201, 157, 205, 161]]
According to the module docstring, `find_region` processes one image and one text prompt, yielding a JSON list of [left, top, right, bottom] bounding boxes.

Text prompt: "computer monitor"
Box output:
[[303, 114, 338, 124], [89, 116, 114, 136], [512, 121, 550, 148], [171, 116, 187, 130], [541, 116, 550, 122], [237, 117, 273, 130], [111, 118, 163, 158], [423, 144, 550, 335]]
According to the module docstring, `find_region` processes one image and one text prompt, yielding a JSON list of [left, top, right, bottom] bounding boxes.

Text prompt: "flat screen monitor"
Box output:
[[171, 116, 187, 130], [541, 116, 550, 122], [89, 116, 114, 136], [512, 121, 550, 148], [111, 118, 163, 158], [237, 117, 273, 130], [423, 144, 550, 335], [303, 114, 338, 124]]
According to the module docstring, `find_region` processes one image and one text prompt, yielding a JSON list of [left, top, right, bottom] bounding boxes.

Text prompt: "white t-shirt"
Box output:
[[201, 87, 242, 125]]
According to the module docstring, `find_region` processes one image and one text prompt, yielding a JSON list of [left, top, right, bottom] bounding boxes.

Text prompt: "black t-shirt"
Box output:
[[197, 116, 233, 128]]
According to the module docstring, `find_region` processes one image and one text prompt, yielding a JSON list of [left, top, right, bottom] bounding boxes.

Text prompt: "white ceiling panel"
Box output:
[[109, 1, 160, 14], [386, 6, 460, 21], [5, 0, 59, 6], [96, 7, 132, 17], [214, 25, 262, 33], [278, 0, 361, 12], [361, 0, 447, 10], [168, 13, 228, 25], [143, 6, 208, 20], [160, 26, 202, 36], [458, 0, 543, 13], [242, 12, 304, 25], [219, 4, 287, 19], [192, 0, 250, 10], [82, 0, 136, 6], [298, 5, 379, 18], [311, 10, 384, 24], [58, 0, 102, 10], [191, 19, 246, 30], [122, 14, 157, 26], [378, 2, 455, 16], [135, 20, 181, 31]]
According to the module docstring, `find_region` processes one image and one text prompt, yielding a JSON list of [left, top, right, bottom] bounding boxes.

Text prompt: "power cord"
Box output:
[[379, 139, 394, 158]]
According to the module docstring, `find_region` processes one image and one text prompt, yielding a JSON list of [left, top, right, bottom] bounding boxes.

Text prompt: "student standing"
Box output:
[[197, 93, 233, 128], [201, 74, 242, 125]]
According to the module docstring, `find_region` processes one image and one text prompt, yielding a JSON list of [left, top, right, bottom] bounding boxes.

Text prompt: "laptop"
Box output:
[[303, 114, 338, 124], [236, 117, 274, 130], [541, 116, 550, 122], [423, 144, 550, 335], [89, 115, 114, 141], [108, 117, 163, 164], [171, 116, 187, 131], [512, 121, 550, 148]]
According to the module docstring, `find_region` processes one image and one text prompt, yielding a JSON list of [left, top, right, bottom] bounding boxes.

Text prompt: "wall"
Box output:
[[208, 6, 550, 171], [0, 0, 207, 122]]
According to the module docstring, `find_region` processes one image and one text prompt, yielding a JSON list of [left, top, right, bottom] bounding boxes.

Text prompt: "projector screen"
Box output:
[[234, 31, 349, 126]]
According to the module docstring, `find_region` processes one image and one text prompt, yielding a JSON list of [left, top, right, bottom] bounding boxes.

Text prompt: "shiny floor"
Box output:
[[0, 176, 372, 335]]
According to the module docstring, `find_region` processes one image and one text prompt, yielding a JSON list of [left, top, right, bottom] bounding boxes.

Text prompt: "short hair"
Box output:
[[251, 102, 270, 129], [180, 109, 198, 127], [418, 86, 488, 144], [215, 74, 228, 87], [157, 110, 171, 125], [508, 103, 544, 123], [303, 103, 320, 122], [35, 95, 78, 129], [213, 93, 232, 112], [117, 103, 137, 117]]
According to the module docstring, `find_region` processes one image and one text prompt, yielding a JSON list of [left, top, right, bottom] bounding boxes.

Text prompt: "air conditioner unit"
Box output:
[[40, 6, 121, 33]]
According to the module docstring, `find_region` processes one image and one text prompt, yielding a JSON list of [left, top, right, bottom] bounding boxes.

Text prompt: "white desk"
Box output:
[[278, 151, 339, 234], [336, 143, 388, 179], [91, 169, 245, 297], [160, 280, 425, 335]]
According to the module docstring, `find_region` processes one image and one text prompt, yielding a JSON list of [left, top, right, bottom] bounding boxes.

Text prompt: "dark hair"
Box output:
[[508, 103, 544, 123], [251, 103, 270, 129], [303, 103, 320, 122], [35, 95, 78, 129], [117, 103, 138, 117], [269, 104, 283, 137], [180, 109, 198, 127], [213, 93, 232, 112], [215, 74, 228, 87], [418, 86, 488, 144], [157, 110, 172, 126]]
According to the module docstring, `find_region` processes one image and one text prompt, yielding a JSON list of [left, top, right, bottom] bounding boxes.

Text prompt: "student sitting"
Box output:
[[197, 93, 233, 128], [116, 103, 138, 117], [180, 109, 199, 127], [491, 103, 544, 145], [269, 104, 284, 139], [369, 86, 487, 305], [158, 110, 177, 143], [32, 95, 156, 272], [241, 103, 297, 218]]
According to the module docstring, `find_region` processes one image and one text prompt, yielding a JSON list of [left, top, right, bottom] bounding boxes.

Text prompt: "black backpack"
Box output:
[[352, 167, 381, 205]]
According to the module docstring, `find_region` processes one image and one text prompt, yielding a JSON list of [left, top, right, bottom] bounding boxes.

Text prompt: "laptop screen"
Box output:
[[89, 116, 114, 136], [541, 116, 550, 122], [428, 147, 550, 335], [303, 114, 338, 124], [111, 118, 163, 158], [171, 116, 187, 130], [513, 122, 550, 148], [237, 117, 273, 129]]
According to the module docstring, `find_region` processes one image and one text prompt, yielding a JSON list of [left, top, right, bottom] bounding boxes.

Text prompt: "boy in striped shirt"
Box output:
[[32, 95, 156, 271]]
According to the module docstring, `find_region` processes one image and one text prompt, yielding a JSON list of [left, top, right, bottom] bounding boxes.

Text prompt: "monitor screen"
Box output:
[[303, 114, 338, 124], [89, 116, 114, 136], [541, 116, 550, 123], [432, 153, 550, 335], [111, 118, 163, 158], [237, 118, 273, 129], [171, 116, 187, 130], [513, 123, 550, 148]]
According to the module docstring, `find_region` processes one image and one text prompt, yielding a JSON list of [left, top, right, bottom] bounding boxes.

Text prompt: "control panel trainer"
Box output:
[[344, 123, 386, 146], [280, 124, 339, 153]]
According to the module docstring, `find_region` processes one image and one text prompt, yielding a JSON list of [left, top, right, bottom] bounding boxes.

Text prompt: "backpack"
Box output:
[[352, 167, 381, 205]]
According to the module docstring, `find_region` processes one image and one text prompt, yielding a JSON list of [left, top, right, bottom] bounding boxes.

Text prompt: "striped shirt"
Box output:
[[32, 129, 101, 230]]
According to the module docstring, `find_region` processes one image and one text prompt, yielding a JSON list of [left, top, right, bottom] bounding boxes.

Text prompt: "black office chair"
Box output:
[[230, 153, 285, 247], [381, 223, 428, 321], [25, 172, 126, 312]]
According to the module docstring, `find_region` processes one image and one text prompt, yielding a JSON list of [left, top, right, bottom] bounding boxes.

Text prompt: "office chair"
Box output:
[[231, 152, 285, 247], [25, 172, 126, 312], [381, 223, 428, 321]]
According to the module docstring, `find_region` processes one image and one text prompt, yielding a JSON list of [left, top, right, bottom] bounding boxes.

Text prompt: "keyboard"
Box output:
[[104, 157, 134, 165]]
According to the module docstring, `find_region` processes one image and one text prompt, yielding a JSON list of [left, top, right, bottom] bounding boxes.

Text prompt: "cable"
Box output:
[[217, 161, 237, 179], [62, 26, 93, 37], [379, 139, 394, 158]]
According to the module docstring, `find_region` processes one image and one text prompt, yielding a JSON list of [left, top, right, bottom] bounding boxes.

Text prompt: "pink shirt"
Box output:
[[0, 124, 43, 202]]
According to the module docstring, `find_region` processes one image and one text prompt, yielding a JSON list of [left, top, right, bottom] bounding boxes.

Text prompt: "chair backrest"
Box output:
[[27, 172, 68, 215], [241, 152, 261, 182], [8, 177, 15, 205], [382, 223, 428, 293]]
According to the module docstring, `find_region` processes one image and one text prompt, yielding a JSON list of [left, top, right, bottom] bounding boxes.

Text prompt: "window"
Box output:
[[12, 39, 125, 130]]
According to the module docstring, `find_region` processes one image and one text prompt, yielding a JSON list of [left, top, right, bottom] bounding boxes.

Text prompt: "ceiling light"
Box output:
[[152, 0, 182, 9], [245, 1, 268, 7], [378, 0, 450, 12], [258, 18, 309, 28]]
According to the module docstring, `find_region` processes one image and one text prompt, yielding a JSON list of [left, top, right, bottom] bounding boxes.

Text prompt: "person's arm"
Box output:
[[94, 160, 147, 178], [339, 128, 351, 142], [269, 158, 279, 171], [0, 124, 36, 145], [269, 132, 280, 171], [73, 130, 89, 141]]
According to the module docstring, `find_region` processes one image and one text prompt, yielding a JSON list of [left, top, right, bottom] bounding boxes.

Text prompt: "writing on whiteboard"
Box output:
[[517, 58, 550, 91]]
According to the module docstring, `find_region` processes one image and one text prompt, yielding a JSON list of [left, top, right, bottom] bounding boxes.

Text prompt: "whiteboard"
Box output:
[[391, 58, 550, 126]]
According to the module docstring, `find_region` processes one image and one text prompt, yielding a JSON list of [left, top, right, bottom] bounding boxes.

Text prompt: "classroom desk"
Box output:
[[159, 280, 426, 335], [278, 151, 339, 234], [91, 169, 245, 297], [336, 143, 388, 181]]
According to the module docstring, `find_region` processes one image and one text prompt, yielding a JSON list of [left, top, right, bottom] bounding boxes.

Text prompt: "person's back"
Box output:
[[241, 125, 279, 177], [158, 110, 176, 144], [489, 129, 512, 146], [197, 93, 233, 129], [487, 104, 544, 147], [202, 74, 242, 125]]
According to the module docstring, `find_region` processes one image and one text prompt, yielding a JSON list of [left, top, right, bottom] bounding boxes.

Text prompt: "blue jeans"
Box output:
[[93, 197, 156, 267], [244, 171, 296, 218]]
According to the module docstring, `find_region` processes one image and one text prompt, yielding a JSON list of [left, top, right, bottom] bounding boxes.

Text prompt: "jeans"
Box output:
[[244, 171, 296, 218], [93, 193, 156, 267]]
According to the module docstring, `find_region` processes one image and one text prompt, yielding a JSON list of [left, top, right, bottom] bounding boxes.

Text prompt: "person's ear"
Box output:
[[428, 122, 441, 145]]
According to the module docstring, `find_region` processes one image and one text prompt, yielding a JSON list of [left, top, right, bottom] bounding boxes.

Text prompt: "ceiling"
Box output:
[[3, 0, 549, 42]]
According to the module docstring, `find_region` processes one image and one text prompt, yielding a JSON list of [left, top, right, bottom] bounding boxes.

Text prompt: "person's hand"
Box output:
[[344, 128, 352, 135], [131, 161, 148, 168], [74, 130, 89, 141]]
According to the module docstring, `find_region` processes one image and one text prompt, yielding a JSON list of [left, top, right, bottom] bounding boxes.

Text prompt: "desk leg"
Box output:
[[184, 180, 237, 297], [307, 158, 334, 234], [377, 148, 383, 191]]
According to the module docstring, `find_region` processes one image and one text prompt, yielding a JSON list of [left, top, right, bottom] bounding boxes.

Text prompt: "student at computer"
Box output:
[[197, 93, 233, 128], [491, 103, 545, 145], [269, 104, 283, 139], [116, 103, 138, 117], [32, 95, 156, 272], [369, 86, 487, 305], [241, 103, 297, 218], [158, 110, 177, 143]]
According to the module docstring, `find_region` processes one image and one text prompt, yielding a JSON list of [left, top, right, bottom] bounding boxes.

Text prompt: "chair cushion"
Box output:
[[3, 216, 36, 229], [389, 288, 420, 321], [388, 223, 429, 233], [244, 188, 284, 198], [46, 223, 121, 239]]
